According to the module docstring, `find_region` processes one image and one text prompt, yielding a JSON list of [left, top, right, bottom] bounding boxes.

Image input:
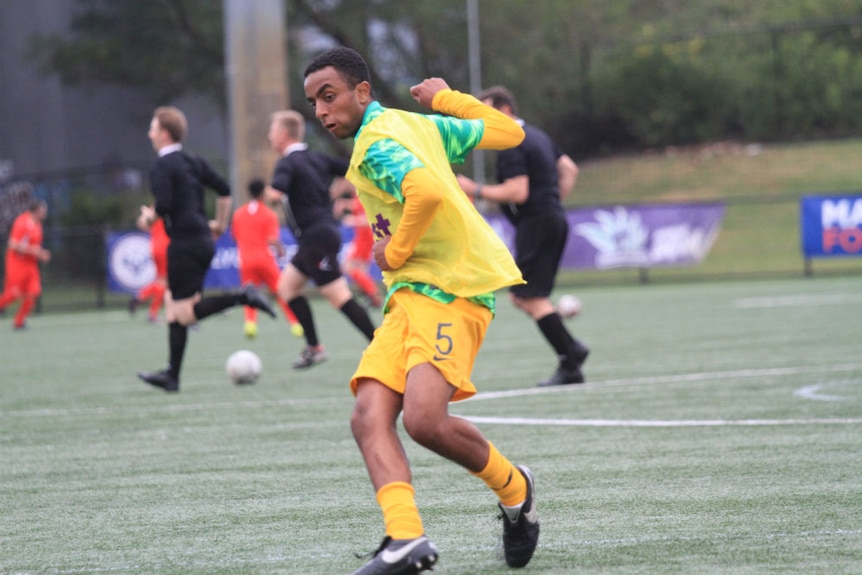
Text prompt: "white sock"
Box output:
[[500, 501, 524, 522]]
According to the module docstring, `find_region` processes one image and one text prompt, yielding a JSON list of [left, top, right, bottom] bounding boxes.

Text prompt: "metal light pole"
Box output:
[[223, 0, 289, 203], [467, 0, 485, 185]]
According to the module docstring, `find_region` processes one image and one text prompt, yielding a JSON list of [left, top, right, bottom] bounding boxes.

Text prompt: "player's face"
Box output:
[[267, 121, 286, 152], [147, 117, 165, 152], [304, 66, 370, 140]]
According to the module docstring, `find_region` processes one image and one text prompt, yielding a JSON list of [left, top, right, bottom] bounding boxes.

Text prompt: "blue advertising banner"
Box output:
[[106, 231, 157, 293], [107, 203, 725, 293], [800, 195, 862, 258], [106, 227, 364, 294], [486, 203, 725, 270]]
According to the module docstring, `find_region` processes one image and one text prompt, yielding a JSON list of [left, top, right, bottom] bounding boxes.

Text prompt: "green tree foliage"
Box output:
[[287, 0, 472, 111], [27, 0, 862, 155], [28, 0, 225, 109], [595, 47, 735, 147]]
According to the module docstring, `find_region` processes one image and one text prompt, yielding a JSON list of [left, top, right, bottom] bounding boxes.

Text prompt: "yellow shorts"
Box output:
[[350, 288, 492, 402]]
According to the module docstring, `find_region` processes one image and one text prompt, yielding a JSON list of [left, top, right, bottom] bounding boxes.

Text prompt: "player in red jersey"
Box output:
[[0, 198, 51, 330], [334, 189, 383, 308], [129, 205, 169, 323], [231, 179, 303, 339]]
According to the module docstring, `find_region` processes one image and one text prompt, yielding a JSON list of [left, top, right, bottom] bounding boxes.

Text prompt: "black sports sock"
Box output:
[[288, 296, 319, 347], [168, 321, 188, 379], [340, 298, 376, 341], [536, 312, 582, 369], [193, 293, 240, 320]]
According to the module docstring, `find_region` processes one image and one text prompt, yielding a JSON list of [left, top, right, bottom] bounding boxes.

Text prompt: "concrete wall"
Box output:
[[0, 0, 228, 182]]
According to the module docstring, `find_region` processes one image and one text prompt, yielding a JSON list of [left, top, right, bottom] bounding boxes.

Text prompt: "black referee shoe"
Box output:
[[537, 366, 584, 386], [240, 284, 276, 318], [137, 369, 179, 392], [537, 341, 589, 387]]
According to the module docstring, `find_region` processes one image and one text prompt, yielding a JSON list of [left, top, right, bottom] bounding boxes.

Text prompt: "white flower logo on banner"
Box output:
[[575, 207, 650, 268]]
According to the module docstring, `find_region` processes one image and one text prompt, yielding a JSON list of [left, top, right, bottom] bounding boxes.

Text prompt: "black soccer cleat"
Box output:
[[240, 283, 276, 319], [536, 366, 584, 387], [571, 341, 590, 366], [137, 369, 179, 392], [499, 465, 540, 568], [537, 342, 589, 387], [348, 536, 439, 575]]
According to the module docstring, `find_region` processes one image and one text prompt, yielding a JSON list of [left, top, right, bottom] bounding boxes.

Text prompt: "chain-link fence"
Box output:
[[1, 164, 150, 313], [2, 165, 860, 316]]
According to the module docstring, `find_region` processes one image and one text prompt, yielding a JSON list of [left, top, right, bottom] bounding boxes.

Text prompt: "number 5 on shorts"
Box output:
[[435, 322, 453, 359]]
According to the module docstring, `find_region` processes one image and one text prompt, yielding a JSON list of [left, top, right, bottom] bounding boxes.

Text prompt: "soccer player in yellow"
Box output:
[[304, 46, 540, 574]]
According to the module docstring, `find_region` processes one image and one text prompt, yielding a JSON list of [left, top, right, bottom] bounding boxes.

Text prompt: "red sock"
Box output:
[[14, 296, 35, 327], [148, 284, 166, 318], [137, 283, 155, 301], [349, 269, 379, 300]]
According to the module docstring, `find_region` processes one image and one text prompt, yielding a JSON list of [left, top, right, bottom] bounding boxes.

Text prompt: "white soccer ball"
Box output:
[[226, 350, 262, 384], [557, 294, 582, 318]]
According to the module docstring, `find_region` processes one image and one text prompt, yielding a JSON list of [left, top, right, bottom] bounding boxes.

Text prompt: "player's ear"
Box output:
[[356, 81, 372, 104]]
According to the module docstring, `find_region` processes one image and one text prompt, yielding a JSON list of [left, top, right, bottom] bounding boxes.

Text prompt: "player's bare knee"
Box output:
[[170, 302, 196, 325], [349, 405, 367, 439], [277, 286, 293, 301], [510, 293, 527, 311], [350, 397, 381, 439], [402, 411, 442, 449]]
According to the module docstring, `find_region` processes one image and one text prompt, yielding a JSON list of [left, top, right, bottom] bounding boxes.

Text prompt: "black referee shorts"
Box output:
[[510, 213, 568, 299], [167, 235, 216, 300], [291, 225, 343, 287]]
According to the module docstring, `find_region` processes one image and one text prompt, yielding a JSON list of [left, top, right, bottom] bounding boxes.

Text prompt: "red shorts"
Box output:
[[152, 250, 168, 278], [3, 262, 41, 297], [238, 256, 281, 292]]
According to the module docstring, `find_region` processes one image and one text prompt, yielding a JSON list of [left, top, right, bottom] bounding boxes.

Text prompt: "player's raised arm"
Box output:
[[411, 78, 524, 150]]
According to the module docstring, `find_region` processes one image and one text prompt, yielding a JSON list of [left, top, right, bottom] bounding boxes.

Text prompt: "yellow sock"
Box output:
[[471, 442, 527, 507], [376, 481, 424, 540]]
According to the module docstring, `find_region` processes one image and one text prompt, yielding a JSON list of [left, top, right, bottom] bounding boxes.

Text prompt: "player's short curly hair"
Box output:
[[478, 85, 519, 116], [303, 46, 372, 93]]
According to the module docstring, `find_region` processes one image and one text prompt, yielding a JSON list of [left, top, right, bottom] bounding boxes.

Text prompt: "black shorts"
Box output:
[[167, 235, 216, 300], [292, 225, 343, 287], [510, 213, 568, 299]]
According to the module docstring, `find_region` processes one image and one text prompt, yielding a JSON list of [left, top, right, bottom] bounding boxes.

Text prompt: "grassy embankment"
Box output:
[[561, 138, 862, 284]]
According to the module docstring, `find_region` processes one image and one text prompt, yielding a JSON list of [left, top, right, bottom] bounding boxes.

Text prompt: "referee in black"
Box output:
[[266, 110, 376, 370], [137, 106, 275, 392], [457, 86, 589, 386]]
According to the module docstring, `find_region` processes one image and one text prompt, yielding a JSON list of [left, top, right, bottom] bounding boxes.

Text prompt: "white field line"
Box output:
[[465, 416, 862, 427], [3, 363, 860, 421], [794, 378, 862, 401], [466, 363, 862, 401], [733, 293, 862, 308], [461, 363, 862, 428]]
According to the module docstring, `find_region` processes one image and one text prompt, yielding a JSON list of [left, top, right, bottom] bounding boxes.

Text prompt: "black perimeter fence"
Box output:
[[1, 163, 860, 316]]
